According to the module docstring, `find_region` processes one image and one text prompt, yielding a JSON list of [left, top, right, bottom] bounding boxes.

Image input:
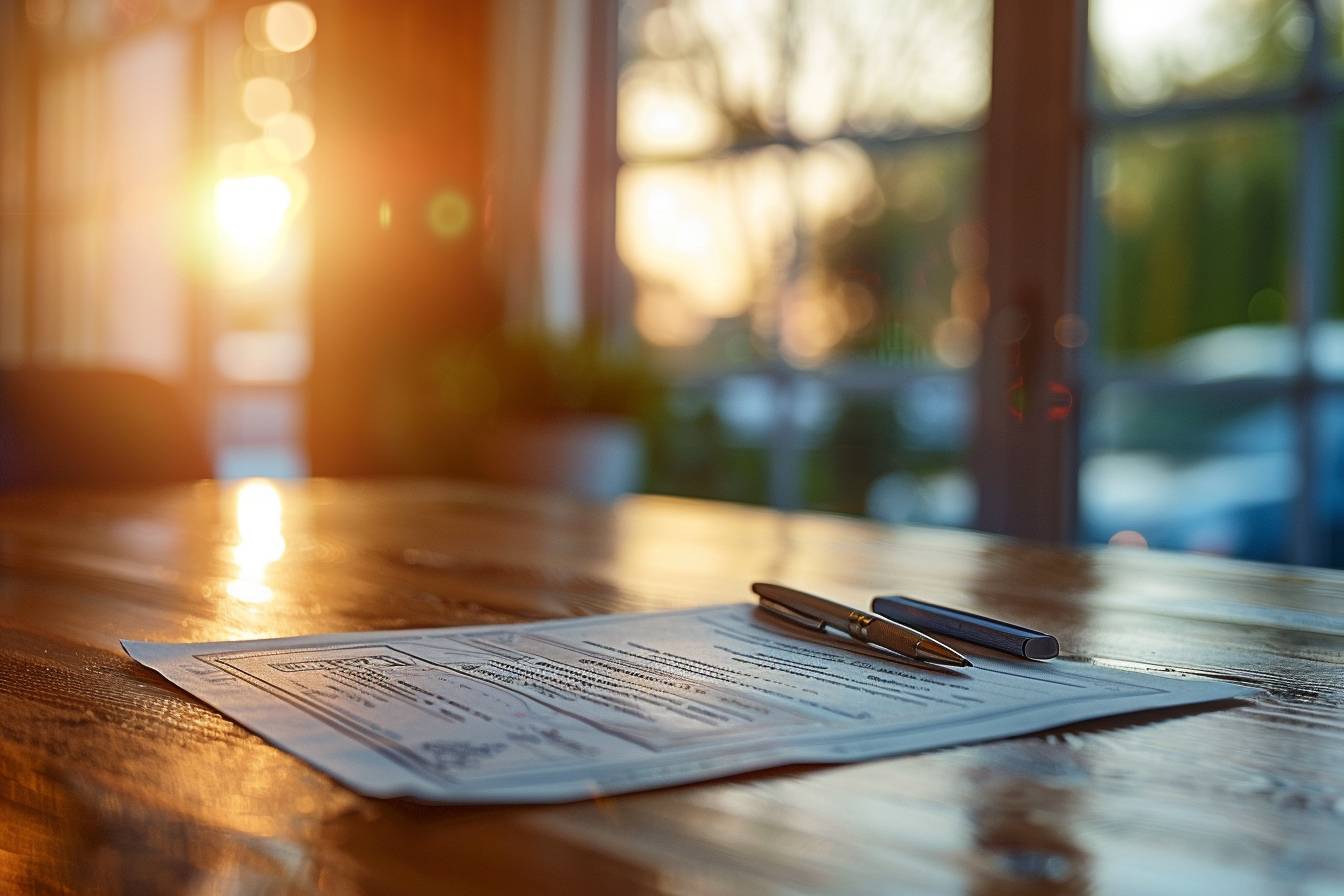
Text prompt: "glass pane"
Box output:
[[618, 0, 990, 157], [802, 140, 982, 367], [1081, 384, 1295, 562], [1092, 117, 1297, 372], [801, 377, 973, 525], [620, 138, 981, 369], [1319, 392, 1344, 566], [1325, 107, 1344, 363], [619, 149, 794, 369], [643, 379, 772, 505], [215, 389, 306, 479], [1324, 0, 1344, 68], [1089, 0, 1309, 110]]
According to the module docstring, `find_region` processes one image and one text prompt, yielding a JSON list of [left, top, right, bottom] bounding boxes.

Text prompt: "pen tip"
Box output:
[[915, 641, 973, 668]]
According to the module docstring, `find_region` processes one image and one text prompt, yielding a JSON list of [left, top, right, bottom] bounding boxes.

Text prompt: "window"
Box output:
[[616, 0, 1344, 568], [617, 0, 991, 525], [3, 1, 315, 481], [12, 12, 192, 377], [1080, 0, 1344, 565]]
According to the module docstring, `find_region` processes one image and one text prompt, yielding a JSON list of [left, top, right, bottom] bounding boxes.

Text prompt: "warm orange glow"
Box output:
[[618, 68, 727, 159], [264, 1, 317, 53], [950, 273, 990, 321], [214, 175, 293, 254], [780, 276, 853, 367], [217, 141, 247, 173], [25, 0, 62, 27], [166, 0, 211, 21], [796, 141, 877, 229], [634, 289, 713, 348], [281, 166, 310, 214], [263, 111, 315, 162], [618, 162, 784, 320], [227, 480, 286, 604], [241, 76, 292, 126], [242, 136, 293, 170]]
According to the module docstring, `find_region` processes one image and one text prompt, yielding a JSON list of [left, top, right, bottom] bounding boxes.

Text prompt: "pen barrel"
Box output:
[[857, 615, 929, 657], [872, 595, 1059, 660]]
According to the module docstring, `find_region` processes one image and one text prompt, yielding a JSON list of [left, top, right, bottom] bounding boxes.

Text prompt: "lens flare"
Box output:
[[426, 191, 472, 240]]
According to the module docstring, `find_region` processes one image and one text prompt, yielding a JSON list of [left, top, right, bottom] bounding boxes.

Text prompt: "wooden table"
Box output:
[[2, 479, 1341, 894]]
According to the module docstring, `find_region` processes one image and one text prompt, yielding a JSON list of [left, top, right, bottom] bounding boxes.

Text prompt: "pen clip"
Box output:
[[758, 597, 827, 631]]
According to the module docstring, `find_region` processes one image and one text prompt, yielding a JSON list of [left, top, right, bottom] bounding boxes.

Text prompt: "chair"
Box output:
[[0, 367, 210, 490]]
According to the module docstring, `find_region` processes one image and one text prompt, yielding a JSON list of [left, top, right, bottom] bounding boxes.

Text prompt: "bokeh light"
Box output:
[[1109, 529, 1149, 549], [244, 5, 271, 50], [1054, 313, 1089, 348], [951, 273, 990, 321], [215, 174, 293, 253], [1247, 287, 1286, 323], [932, 316, 981, 368], [618, 69, 727, 158], [426, 191, 472, 240], [635, 289, 713, 348], [242, 135, 292, 170], [264, 1, 317, 53], [263, 111, 315, 162], [618, 157, 792, 322], [241, 76, 292, 126], [796, 140, 877, 229]]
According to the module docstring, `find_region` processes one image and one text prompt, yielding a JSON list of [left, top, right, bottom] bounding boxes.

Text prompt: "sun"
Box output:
[[214, 174, 293, 255]]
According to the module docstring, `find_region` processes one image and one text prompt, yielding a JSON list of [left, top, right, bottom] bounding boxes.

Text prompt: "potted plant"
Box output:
[[377, 330, 664, 500]]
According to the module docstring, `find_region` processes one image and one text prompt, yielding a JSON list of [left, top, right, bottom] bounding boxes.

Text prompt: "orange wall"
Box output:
[[307, 0, 496, 475]]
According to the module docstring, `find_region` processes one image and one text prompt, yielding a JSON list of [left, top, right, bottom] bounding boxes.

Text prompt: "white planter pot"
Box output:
[[475, 415, 644, 501]]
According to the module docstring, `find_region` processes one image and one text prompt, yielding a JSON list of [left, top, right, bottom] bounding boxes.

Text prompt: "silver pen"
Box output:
[[752, 582, 972, 668]]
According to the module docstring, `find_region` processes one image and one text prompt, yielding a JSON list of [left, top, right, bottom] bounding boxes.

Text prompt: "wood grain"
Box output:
[[1, 479, 1341, 894]]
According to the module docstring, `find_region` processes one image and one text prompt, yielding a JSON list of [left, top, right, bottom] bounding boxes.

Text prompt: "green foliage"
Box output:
[[419, 330, 666, 424], [1098, 118, 1295, 358], [642, 389, 771, 504], [372, 329, 665, 475]]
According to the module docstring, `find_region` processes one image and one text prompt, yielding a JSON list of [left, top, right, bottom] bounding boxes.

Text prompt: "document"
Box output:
[[123, 604, 1252, 803]]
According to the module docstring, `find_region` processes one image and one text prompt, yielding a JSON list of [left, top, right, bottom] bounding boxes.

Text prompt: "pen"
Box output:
[[752, 582, 972, 668], [871, 595, 1060, 660]]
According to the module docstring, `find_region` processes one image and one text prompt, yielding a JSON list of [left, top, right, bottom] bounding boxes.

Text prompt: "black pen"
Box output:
[[871, 595, 1060, 660], [753, 582, 971, 667]]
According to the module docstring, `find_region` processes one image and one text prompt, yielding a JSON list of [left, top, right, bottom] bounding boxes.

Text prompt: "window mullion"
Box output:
[[976, 0, 1087, 542], [1289, 2, 1335, 564]]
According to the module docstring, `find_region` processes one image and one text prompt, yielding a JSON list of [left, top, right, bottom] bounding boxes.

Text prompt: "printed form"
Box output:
[[123, 604, 1252, 803]]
